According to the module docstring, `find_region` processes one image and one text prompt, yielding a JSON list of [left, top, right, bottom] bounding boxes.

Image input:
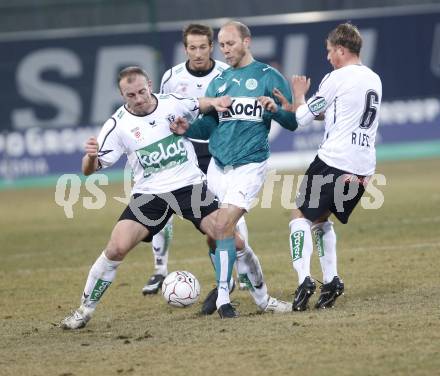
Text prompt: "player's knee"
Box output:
[[291, 208, 305, 220], [213, 219, 234, 239], [105, 239, 130, 261], [312, 212, 331, 224]]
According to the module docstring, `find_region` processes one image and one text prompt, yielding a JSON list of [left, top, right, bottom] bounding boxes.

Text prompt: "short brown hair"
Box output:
[[327, 22, 362, 55], [183, 24, 214, 47], [221, 21, 251, 40], [117, 66, 149, 87]]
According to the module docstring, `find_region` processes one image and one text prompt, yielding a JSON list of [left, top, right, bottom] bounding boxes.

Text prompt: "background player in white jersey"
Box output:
[[285, 23, 382, 311], [60, 66, 236, 329], [142, 24, 230, 295], [171, 21, 299, 317]]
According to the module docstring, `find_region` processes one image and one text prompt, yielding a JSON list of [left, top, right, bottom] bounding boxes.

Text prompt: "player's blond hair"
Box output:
[[327, 22, 362, 55]]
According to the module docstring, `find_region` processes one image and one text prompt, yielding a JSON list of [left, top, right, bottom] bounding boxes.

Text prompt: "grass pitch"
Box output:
[[1, 158, 439, 376]]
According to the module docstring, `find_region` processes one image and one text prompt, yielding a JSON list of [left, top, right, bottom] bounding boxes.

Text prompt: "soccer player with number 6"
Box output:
[[285, 23, 383, 311]]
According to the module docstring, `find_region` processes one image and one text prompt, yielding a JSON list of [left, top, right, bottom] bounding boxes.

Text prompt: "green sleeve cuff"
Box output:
[[272, 108, 298, 131]]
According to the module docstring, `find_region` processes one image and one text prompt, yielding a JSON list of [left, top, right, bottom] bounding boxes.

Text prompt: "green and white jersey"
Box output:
[[202, 60, 294, 167], [96, 94, 205, 194]]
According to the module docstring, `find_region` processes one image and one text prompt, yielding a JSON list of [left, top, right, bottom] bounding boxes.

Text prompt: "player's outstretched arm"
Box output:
[[198, 95, 232, 113], [273, 75, 311, 112], [170, 113, 218, 140], [82, 137, 99, 176], [291, 75, 311, 112]]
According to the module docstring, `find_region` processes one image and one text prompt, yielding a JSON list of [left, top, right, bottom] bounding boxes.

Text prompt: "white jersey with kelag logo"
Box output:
[[96, 94, 204, 194], [297, 64, 382, 176]]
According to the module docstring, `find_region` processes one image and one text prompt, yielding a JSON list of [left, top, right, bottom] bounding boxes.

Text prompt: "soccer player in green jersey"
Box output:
[[171, 21, 298, 318]]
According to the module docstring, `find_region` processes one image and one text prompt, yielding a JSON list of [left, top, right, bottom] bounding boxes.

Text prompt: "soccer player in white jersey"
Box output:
[[142, 24, 230, 295], [60, 66, 237, 329], [286, 23, 382, 310]]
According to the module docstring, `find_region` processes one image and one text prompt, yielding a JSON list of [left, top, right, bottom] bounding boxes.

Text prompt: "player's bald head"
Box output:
[[220, 21, 251, 40], [118, 66, 150, 88]]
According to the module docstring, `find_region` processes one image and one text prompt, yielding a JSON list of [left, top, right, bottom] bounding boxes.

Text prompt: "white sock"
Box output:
[[312, 221, 337, 284], [217, 281, 230, 307], [236, 246, 269, 310], [81, 251, 122, 310], [236, 218, 249, 245], [151, 218, 173, 276], [289, 218, 313, 285], [236, 218, 249, 288]]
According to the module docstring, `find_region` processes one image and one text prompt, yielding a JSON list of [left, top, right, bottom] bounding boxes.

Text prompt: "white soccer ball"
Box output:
[[161, 271, 201, 307]]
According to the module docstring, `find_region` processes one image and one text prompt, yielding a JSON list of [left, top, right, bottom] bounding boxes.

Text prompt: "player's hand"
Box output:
[[212, 95, 232, 112], [84, 137, 99, 159], [291, 75, 311, 97], [170, 116, 189, 135], [258, 96, 278, 113], [272, 88, 293, 111]]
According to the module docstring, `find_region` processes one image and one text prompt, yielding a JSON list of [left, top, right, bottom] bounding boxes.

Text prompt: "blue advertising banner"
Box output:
[[0, 7, 439, 186]]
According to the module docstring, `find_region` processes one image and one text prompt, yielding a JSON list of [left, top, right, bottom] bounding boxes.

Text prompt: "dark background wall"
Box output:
[[1, 0, 440, 33]]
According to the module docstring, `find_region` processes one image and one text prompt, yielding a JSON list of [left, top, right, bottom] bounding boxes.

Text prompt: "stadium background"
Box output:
[[0, 0, 439, 188]]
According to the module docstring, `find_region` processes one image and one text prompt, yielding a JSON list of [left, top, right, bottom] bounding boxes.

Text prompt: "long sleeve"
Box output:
[[185, 112, 219, 140], [264, 108, 298, 131]]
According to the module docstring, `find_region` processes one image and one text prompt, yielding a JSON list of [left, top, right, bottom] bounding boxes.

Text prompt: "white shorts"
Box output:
[[207, 159, 268, 212]]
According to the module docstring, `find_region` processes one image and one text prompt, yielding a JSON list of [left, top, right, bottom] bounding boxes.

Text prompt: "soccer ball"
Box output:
[[161, 271, 201, 307]]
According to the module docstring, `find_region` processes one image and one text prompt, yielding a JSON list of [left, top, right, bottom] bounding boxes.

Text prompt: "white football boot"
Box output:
[[262, 296, 292, 313], [60, 305, 94, 330]]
